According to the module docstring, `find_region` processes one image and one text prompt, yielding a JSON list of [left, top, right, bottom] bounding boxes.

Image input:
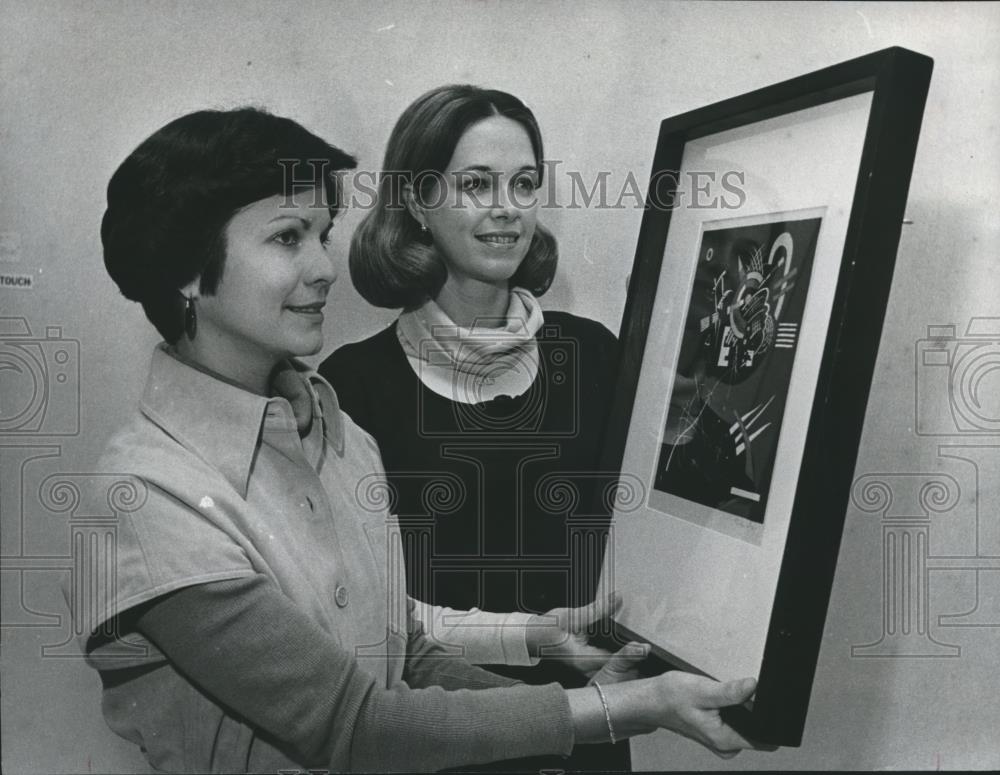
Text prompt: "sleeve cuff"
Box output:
[[500, 611, 541, 667], [414, 602, 542, 666]]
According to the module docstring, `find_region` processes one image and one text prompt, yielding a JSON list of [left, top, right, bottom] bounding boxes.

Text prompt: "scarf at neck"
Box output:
[[396, 287, 544, 404]]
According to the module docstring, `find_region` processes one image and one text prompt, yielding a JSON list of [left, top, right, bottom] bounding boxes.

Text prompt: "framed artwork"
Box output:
[[597, 47, 933, 746]]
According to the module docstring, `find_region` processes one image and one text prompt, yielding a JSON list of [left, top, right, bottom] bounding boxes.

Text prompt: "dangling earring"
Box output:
[[420, 224, 428, 234], [184, 296, 197, 340]]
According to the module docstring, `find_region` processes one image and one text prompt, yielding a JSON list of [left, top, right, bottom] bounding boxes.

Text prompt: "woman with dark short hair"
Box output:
[[76, 105, 757, 774]]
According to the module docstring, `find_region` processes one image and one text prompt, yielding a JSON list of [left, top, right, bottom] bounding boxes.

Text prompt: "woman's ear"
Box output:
[[180, 276, 201, 299], [403, 183, 426, 230]]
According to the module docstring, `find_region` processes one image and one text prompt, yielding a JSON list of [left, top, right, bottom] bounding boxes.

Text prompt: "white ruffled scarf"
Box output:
[[396, 287, 544, 404]]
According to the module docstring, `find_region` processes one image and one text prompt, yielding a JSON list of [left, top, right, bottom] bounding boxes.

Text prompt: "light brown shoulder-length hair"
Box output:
[[350, 84, 558, 310]]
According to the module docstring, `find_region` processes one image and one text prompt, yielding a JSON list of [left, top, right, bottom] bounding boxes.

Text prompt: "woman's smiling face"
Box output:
[[189, 186, 337, 379], [416, 115, 540, 294]]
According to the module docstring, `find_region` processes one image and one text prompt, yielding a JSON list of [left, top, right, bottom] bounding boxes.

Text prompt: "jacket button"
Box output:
[[335, 585, 349, 607]]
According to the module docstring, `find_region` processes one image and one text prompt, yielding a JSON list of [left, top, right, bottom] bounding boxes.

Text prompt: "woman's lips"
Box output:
[[476, 232, 519, 246], [285, 302, 326, 317]]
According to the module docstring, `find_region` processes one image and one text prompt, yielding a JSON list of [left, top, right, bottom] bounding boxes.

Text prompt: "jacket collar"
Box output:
[[139, 344, 344, 497]]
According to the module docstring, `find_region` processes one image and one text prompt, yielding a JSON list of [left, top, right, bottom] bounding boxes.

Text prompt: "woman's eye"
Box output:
[[514, 175, 539, 192], [272, 230, 300, 247], [459, 175, 487, 192], [320, 227, 334, 247]]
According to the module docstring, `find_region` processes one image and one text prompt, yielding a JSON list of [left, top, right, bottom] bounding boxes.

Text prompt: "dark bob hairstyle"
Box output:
[[102, 107, 357, 343], [349, 85, 558, 310]]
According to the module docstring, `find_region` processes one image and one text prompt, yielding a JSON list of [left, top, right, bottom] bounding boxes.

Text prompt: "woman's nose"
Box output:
[[306, 240, 338, 287], [490, 183, 520, 220]]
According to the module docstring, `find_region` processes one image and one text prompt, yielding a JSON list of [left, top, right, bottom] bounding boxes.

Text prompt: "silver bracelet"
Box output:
[[592, 680, 617, 745]]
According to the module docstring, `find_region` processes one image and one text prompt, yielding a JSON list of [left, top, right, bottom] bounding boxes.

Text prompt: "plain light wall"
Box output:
[[1, 1, 998, 771]]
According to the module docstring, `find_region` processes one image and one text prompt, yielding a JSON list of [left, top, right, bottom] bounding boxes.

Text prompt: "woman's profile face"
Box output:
[[192, 186, 336, 369], [419, 115, 540, 293]]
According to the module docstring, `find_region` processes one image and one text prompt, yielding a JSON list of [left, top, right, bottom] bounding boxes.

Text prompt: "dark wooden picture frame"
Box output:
[[599, 47, 933, 746]]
